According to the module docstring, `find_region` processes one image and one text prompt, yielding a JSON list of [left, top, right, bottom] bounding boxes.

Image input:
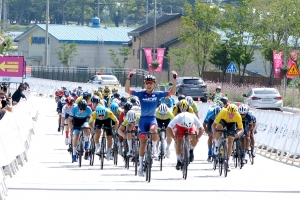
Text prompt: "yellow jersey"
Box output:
[[155, 109, 174, 120], [172, 105, 194, 116], [214, 109, 243, 129], [89, 109, 118, 122], [75, 96, 91, 104]]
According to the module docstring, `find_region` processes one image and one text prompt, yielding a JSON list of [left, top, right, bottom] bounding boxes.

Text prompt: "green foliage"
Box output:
[[55, 42, 78, 68], [165, 47, 190, 76], [0, 37, 14, 55], [109, 47, 131, 68]]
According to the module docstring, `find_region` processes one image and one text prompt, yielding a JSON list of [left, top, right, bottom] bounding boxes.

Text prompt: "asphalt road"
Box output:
[[4, 96, 300, 200]]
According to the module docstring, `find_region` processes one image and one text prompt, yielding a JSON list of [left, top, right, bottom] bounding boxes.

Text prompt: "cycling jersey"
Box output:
[[242, 113, 253, 133], [57, 100, 63, 113], [55, 90, 64, 97], [75, 96, 91, 104], [89, 109, 118, 122], [102, 89, 111, 97], [214, 109, 243, 129], [69, 105, 92, 134], [62, 105, 72, 119], [191, 102, 199, 113], [122, 112, 141, 127], [251, 114, 256, 123], [155, 109, 174, 120], [110, 107, 122, 119], [159, 97, 174, 108], [172, 104, 194, 116], [76, 90, 83, 97], [204, 106, 220, 133]]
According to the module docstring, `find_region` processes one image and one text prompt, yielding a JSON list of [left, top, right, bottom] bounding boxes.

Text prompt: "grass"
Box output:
[[206, 81, 300, 108]]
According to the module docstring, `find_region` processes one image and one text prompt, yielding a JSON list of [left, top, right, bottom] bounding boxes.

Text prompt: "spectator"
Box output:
[[0, 90, 12, 119], [24, 82, 30, 90], [12, 83, 27, 105]]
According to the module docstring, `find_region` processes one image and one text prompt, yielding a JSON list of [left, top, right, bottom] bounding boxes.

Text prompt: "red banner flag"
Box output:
[[143, 48, 153, 72], [155, 48, 165, 72], [273, 50, 283, 78]]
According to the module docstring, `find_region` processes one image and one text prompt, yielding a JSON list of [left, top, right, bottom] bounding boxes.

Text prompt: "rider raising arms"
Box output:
[[125, 70, 177, 176]]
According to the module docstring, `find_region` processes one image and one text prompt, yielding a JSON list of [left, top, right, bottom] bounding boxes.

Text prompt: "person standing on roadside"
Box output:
[[12, 83, 27, 105]]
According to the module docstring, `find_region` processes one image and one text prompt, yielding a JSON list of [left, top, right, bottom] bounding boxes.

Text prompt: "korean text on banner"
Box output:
[[143, 48, 153, 72], [287, 50, 299, 79], [155, 48, 165, 72], [0, 56, 24, 83], [273, 50, 283, 78]]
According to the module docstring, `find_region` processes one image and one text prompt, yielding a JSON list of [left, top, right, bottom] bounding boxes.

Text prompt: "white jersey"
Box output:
[[168, 112, 202, 129], [131, 105, 141, 113], [62, 105, 72, 118]]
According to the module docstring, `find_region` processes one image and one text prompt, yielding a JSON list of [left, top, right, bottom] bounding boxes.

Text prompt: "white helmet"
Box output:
[[125, 110, 136, 123], [158, 103, 168, 115], [238, 104, 249, 114], [180, 113, 194, 128], [186, 96, 194, 107]]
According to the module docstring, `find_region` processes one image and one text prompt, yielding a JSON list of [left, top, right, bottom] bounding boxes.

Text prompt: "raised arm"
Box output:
[[125, 70, 136, 94], [169, 71, 178, 95]]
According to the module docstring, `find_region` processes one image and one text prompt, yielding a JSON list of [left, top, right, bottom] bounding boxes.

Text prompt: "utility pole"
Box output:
[[0, 0, 2, 24], [97, 0, 100, 17], [3, 0, 7, 29], [146, 0, 148, 24], [153, 0, 156, 60], [45, 0, 49, 68], [62, 0, 65, 24]]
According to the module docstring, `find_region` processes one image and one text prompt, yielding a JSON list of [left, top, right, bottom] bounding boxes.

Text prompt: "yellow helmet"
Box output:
[[179, 100, 189, 111], [105, 85, 109, 89], [112, 87, 118, 93], [227, 104, 238, 113], [93, 89, 98, 95]]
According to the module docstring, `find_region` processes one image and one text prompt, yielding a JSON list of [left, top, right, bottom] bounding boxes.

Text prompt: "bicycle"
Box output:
[[233, 137, 243, 169], [89, 130, 96, 166], [123, 131, 130, 169], [142, 131, 156, 183], [77, 128, 85, 167], [131, 128, 139, 176], [158, 123, 166, 171], [180, 132, 197, 180], [112, 128, 119, 166], [98, 125, 109, 170], [246, 131, 255, 165]]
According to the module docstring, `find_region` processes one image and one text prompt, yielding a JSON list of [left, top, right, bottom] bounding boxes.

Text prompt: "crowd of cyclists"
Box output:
[[53, 69, 257, 178]]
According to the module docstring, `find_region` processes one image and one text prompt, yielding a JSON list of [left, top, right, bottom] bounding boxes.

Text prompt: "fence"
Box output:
[[0, 92, 38, 199], [29, 67, 149, 88]]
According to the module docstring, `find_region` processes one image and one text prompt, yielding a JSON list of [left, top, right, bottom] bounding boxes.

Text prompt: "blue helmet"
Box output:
[[110, 102, 119, 113], [96, 105, 106, 115], [214, 106, 222, 116]]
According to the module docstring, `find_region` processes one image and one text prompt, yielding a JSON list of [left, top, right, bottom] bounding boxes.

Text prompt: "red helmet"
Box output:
[[66, 96, 74, 106]]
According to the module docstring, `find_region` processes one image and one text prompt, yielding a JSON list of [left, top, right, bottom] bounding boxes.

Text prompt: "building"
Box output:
[[124, 13, 271, 83], [14, 17, 134, 70]]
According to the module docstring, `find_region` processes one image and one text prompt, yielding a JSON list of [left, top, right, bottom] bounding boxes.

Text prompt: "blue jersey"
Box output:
[[57, 101, 63, 113], [242, 112, 253, 131], [251, 114, 256, 123], [70, 105, 92, 119], [204, 107, 217, 123], [159, 97, 174, 108], [131, 90, 169, 116]]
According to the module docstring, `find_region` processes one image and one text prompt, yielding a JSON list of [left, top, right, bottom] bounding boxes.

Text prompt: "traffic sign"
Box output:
[[0, 56, 24, 83], [286, 64, 300, 76], [226, 61, 237, 73]]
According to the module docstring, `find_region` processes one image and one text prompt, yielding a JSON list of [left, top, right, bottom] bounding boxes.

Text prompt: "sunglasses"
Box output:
[[145, 81, 154, 85]]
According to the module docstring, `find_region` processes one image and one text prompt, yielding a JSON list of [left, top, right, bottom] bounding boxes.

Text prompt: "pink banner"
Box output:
[[143, 48, 153, 72], [155, 48, 165, 72], [273, 50, 283, 78], [0, 56, 24, 83], [288, 50, 299, 79]]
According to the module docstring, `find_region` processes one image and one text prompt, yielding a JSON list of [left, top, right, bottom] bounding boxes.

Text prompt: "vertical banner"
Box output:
[[155, 48, 165, 72], [273, 50, 283, 78], [143, 48, 153, 72], [287, 50, 299, 79]]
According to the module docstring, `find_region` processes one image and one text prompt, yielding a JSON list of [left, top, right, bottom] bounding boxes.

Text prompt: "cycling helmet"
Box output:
[[91, 95, 100, 104], [216, 86, 221, 91], [110, 102, 119, 113], [238, 104, 249, 114], [112, 98, 121, 105], [71, 92, 77, 98], [95, 105, 106, 115], [180, 113, 194, 128], [214, 106, 222, 116], [120, 97, 127, 104], [64, 90, 70, 97], [93, 89, 99, 95], [105, 85, 109, 89], [82, 92, 89, 99], [178, 95, 186, 101], [179, 99, 189, 111], [130, 96, 138, 105], [158, 103, 168, 115], [98, 86, 103, 92], [220, 96, 228, 105], [186, 96, 194, 107], [62, 86, 67, 90], [66, 96, 74, 106], [125, 110, 136, 123], [144, 75, 156, 83], [227, 104, 238, 113], [78, 100, 88, 111], [113, 92, 120, 98], [112, 87, 118, 93], [61, 97, 67, 104], [124, 102, 133, 111], [214, 100, 224, 108], [81, 122, 90, 128]]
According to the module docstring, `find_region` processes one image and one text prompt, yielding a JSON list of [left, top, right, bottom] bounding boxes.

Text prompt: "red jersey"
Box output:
[[119, 112, 125, 125], [55, 90, 64, 97], [87, 102, 95, 111]]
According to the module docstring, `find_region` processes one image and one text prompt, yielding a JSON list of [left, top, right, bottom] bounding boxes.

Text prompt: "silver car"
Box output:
[[176, 77, 208, 101], [243, 88, 283, 111], [88, 75, 121, 86]]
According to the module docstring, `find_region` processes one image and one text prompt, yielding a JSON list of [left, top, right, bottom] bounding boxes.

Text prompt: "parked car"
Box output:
[[176, 77, 208, 102], [87, 75, 121, 87], [243, 88, 283, 111]]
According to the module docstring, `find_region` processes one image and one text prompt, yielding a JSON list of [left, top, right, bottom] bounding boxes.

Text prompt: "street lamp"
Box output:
[[168, 5, 172, 14]]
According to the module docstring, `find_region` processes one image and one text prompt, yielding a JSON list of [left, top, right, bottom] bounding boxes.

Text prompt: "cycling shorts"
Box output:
[[174, 124, 196, 139], [65, 113, 70, 119], [219, 119, 236, 137], [95, 118, 113, 136], [73, 118, 88, 134], [207, 121, 213, 134], [138, 116, 157, 139], [156, 118, 170, 129]]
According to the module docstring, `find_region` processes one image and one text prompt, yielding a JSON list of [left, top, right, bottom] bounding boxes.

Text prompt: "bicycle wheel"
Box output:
[[134, 140, 138, 176], [68, 134, 73, 155], [146, 144, 152, 183], [236, 140, 243, 169], [100, 137, 105, 170], [78, 136, 84, 168], [160, 140, 164, 171], [89, 139, 95, 166], [218, 156, 223, 176], [182, 141, 188, 180], [113, 137, 118, 166], [213, 156, 217, 170], [249, 151, 254, 165], [223, 143, 228, 177]]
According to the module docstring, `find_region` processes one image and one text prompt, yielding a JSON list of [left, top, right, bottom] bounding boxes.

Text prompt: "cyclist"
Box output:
[[93, 89, 103, 99], [89, 105, 119, 161], [56, 95, 65, 132], [71, 92, 78, 101], [211, 86, 225, 102], [186, 96, 200, 119], [75, 92, 92, 104], [173, 99, 194, 116], [166, 112, 204, 169], [156, 103, 174, 158], [159, 96, 175, 108], [110, 102, 122, 119], [76, 86, 83, 97], [102, 85, 111, 101], [108, 92, 120, 107], [119, 96, 127, 109], [238, 104, 253, 163], [203, 106, 222, 162], [61, 96, 75, 145], [68, 100, 93, 162], [125, 70, 177, 176], [88, 95, 102, 111], [118, 102, 133, 155], [249, 110, 257, 157], [220, 96, 229, 108], [212, 104, 244, 171]]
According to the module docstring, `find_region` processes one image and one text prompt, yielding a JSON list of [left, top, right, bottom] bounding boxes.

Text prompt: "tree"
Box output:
[[109, 47, 131, 68], [165, 47, 190, 76], [56, 42, 78, 68], [180, 3, 220, 77], [0, 37, 14, 55]]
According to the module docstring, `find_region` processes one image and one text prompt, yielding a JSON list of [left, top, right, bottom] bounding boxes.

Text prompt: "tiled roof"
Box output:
[[161, 37, 179, 48], [14, 24, 135, 45], [128, 13, 181, 36]]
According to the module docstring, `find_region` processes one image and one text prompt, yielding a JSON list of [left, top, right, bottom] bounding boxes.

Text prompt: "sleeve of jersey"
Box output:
[[155, 109, 159, 118], [75, 97, 81, 104], [247, 114, 253, 124], [204, 112, 210, 123], [108, 111, 118, 122], [122, 118, 128, 127], [188, 106, 194, 114], [193, 115, 203, 129], [130, 90, 138, 96], [157, 91, 170, 98], [168, 115, 179, 129], [168, 110, 174, 120], [236, 115, 244, 129], [69, 106, 75, 117], [172, 106, 178, 116], [213, 110, 224, 124], [89, 112, 96, 122], [192, 103, 198, 112]]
